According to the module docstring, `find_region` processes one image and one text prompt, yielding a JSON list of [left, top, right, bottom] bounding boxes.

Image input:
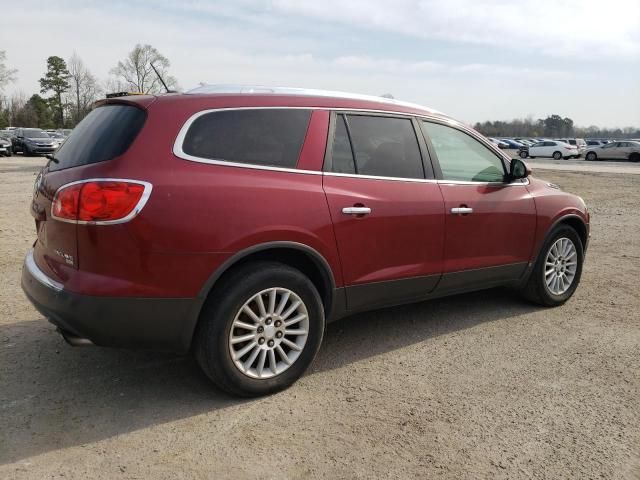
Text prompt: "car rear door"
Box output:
[[420, 120, 537, 293], [322, 112, 445, 311]]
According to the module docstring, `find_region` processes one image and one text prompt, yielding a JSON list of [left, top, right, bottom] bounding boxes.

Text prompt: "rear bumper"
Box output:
[[21, 249, 199, 353]]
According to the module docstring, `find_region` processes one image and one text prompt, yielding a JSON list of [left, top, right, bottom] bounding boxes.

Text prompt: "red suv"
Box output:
[[22, 86, 589, 396]]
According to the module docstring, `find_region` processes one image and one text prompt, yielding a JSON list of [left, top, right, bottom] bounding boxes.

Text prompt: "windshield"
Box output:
[[24, 129, 50, 139]]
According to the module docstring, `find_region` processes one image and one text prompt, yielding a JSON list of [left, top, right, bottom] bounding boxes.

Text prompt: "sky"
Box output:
[[2, 0, 639, 127]]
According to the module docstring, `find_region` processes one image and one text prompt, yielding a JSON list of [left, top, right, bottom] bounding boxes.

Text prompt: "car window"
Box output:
[[602, 143, 615, 148], [331, 115, 356, 174], [50, 104, 146, 172], [182, 109, 312, 168], [422, 121, 505, 182], [340, 115, 424, 179], [548, 142, 557, 146]]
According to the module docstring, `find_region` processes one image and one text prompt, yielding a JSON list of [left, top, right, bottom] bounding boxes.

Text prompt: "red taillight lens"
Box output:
[[52, 180, 149, 223]]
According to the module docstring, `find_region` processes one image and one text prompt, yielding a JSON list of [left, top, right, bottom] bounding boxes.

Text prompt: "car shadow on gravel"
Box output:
[[0, 288, 540, 464]]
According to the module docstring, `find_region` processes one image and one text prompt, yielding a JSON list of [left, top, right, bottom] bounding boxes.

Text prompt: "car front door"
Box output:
[[599, 142, 618, 159], [323, 113, 445, 311], [420, 120, 537, 293]]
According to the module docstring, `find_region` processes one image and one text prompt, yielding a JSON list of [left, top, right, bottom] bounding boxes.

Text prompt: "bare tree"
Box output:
[[66, 52, 101, 124], [0, 50, 17, 94], [110, 44, 178, 94]]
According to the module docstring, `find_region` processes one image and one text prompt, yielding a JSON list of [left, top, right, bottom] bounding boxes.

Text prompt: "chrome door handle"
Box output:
[[451, 207, 473, 214], [342, 206, 372, 215]]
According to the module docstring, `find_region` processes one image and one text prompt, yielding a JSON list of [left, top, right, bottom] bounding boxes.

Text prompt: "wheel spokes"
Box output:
[[229, 287, 310, 379]]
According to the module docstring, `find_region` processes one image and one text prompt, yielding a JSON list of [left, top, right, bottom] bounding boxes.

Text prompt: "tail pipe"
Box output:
[[57, 328, 94, 347]]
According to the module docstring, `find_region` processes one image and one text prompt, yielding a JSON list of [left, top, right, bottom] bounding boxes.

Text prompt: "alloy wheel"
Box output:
[[544, 237, 578, 295], [228, 287, 309, 379]]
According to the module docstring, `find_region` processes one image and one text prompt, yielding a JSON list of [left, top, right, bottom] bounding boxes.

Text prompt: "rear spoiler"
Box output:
[[93, 94, 157, 109]]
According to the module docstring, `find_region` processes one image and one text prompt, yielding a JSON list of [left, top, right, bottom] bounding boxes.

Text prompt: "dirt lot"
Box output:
[[1, 156, 639, 479]]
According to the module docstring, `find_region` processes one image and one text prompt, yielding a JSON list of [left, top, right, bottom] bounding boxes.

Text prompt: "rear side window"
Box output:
[[50, 104, 146, 172], [330, 114, 424, 179], [182, 109, 311, 168]]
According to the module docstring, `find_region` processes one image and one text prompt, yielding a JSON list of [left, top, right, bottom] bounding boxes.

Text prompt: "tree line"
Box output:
[[0, 44, 177, 129], [474, 115, 640, 139], [1, 47, 638, 137]]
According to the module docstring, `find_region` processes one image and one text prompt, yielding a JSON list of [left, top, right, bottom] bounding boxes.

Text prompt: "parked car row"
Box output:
[[1, 127, 73, 156], [503, 136, 640, 162]]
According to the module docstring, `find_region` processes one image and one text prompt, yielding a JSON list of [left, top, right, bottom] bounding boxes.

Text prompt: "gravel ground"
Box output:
[[1, 156, 639, 479]]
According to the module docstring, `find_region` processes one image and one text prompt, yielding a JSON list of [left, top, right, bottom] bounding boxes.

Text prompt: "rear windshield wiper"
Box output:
[[45, 154, 59, 165]]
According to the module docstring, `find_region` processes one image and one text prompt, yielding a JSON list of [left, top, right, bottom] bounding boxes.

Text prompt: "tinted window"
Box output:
[[183, 109, 311, 168], [343, 115, 424, 179], [422, 122, 505, 182], [50, 105, 146, 172], [331, 115, 356, 174]]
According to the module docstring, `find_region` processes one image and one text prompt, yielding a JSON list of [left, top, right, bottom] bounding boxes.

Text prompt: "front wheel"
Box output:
[[520, 225, 584, 307], [195, 261, 325, 396], [519, 150, 528, 159]]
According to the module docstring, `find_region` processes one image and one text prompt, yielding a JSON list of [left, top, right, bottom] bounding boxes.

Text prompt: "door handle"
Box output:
[[342, 206, 372, 215], [451, 207, 473, 215]]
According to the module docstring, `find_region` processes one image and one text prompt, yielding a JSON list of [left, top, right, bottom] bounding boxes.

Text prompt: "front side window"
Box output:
[[332, 114, 424, 179], [182, 109, 311, 168], [422, 121, 505, 182]]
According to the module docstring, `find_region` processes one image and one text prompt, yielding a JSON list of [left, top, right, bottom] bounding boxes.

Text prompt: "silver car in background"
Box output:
[[585, 141, 640, 162]]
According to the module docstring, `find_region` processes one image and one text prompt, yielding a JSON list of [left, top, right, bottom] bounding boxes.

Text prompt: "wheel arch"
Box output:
[[186, 242, 338, 348], [521, 214, 589, 287]]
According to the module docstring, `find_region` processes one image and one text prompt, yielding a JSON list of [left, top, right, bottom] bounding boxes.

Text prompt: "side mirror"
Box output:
[[509, 158, 531, 180], [17, 135, 23, 139]]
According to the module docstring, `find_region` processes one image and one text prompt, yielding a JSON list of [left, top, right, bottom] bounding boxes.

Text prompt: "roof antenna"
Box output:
[[150, 62, 174, 93]]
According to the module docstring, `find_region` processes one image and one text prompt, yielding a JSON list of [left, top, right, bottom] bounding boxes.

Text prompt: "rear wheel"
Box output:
[[552, 151, 562, 160], [520, 225, 583, 307], [630, 153, 640, 162], [586, 152, 597, 161], [519, 150, 528, 159], [195, 261, 325, 396]]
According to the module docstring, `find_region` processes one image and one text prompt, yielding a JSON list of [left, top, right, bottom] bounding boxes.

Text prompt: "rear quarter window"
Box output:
[[49, 104, 146, 172], [181, 109, 312, 169]]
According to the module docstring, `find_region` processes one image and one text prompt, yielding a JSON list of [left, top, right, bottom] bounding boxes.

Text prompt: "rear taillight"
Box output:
[[52, 179, 151, 224]]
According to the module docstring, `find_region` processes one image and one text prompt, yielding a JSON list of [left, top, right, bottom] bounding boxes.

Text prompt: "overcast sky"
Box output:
[[3, 0, 639, 127]]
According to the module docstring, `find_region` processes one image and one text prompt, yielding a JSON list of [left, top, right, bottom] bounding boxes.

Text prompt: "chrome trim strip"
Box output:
[[172, 106, 516, 182], [323, 171, 438, 183], [25, 249, 63, 292], [51, 178, 153, 225]]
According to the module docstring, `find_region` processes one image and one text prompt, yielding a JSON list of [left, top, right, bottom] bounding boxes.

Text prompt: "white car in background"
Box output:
[[526, 140, 579, 160]]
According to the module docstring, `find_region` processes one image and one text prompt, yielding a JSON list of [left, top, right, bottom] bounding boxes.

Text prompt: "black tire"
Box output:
[[520, 225, 584, 307], [194, 261, 325, 397], [585, 152, 597, 161], [630, 153, 640, 163], [22, 144, 30, 156], [6, 149, 11, 157], [552, 151, 562, 160], [519, 150, 528, 159]]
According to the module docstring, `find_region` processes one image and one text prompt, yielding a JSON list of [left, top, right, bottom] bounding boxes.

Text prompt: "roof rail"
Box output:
[[186, 84, 441, 114]]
